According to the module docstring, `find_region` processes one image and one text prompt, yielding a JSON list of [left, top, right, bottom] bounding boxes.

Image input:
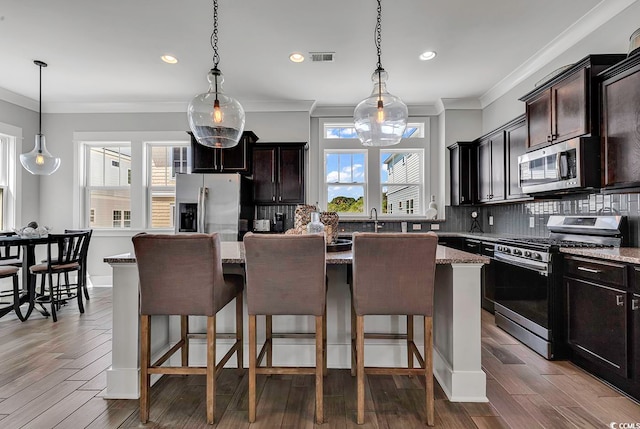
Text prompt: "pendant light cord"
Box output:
[[210, 0, 220, 69], [375, 0, 383, 107], [38, 62, 42, 135], [375, 0, 382, 71]]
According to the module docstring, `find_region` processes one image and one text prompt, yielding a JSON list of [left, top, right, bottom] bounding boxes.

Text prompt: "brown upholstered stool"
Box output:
[[351, 232, 438, 426], [243, 232, 326, 424], [132, 233, 243, 425]]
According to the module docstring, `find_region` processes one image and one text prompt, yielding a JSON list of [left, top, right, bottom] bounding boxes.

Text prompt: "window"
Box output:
[[0, 127, 19, 230], [381, 150, 423, 215], [86, 145, 132, 229], [147, 143, 191, 229], [319, 119, 428, 217], [324, 151, 367, 214]]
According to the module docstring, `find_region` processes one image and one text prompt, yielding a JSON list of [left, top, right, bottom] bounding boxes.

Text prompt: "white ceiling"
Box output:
[[0, 0, 637, 113]]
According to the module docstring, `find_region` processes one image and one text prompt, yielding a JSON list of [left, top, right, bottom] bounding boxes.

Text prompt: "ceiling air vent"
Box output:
[[310, 52, 335, 62]]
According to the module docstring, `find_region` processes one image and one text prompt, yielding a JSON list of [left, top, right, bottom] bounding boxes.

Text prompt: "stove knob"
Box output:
[[497, 246, 503, 252], [503, 247, 511, 254], [524, 250, 532, 257], [513, 249, 522, 256], [532, 253, 542, 260]]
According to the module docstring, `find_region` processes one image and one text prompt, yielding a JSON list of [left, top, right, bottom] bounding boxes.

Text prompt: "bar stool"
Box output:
[[132, 233, 243, 425], [351, 232, 438, 426], [243, 232, 326, 424]]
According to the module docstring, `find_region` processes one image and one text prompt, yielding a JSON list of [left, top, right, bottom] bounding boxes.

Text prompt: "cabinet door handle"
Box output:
[[616, 295, 625, 307], [272, 196, 275, 202], [577, 266, 601, 274], [632, 299, 639, 311], [551, 133, 558, 140], [279, 196, 282, 202]]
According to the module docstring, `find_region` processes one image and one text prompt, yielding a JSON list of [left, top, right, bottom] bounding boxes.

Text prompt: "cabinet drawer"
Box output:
[[564, 256, 626, 287]]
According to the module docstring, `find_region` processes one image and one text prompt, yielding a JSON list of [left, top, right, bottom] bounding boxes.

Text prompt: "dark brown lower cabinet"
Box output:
[[563, 256, 640, 401], [565, 277, 627, 378]]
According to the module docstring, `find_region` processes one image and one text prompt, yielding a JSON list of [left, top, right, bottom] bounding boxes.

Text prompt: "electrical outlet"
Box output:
[[529, 217, 535, 228], [430, 223, 440, 230], [412, 223, 422, 231], [488, 216, 493, 226]]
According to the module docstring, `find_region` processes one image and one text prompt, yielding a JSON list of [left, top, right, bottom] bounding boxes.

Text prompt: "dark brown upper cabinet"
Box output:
[[520, 54, 626, 150], [253, 143, 305, 204], [600, 54, 640, 192], [190, 131, 258, 174], [448, 141, 476, 206], [504, 115, 531, 201], [477, 130, 505, 203]]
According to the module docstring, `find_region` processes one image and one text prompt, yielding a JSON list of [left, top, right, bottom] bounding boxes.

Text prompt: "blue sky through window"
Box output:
[[325, 152, 365, 199]]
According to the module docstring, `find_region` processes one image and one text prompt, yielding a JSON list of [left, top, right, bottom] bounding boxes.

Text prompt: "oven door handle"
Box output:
[[495, 252, 548, 275]]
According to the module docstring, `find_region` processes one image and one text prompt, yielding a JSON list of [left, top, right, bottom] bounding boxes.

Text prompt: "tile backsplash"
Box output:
[[445, 192, 640, 246]]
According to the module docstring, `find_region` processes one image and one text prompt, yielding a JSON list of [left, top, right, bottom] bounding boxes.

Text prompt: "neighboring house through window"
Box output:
[[85, 145, 132, 229]]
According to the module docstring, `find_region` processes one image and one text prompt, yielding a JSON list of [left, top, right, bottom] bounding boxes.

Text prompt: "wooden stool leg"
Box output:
[[316, 315, 324, 424], [140, 315, 151, 423], [206, 315, 216, 424], [425, 316, 434, 426], [350, 302, 356, 376], [323, 301, 328, 376], [181, 315, 189, 367], [236, 292, 244, 371], [249, 314, 257, 423], [407, 314, 414, 370], [266, 314, 272, 369], [356, 315, 365, 425]]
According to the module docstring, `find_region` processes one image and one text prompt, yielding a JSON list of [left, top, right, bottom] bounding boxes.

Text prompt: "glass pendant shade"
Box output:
[[354, 69, 408, 146], [20, 134, 61, 175], [188, 68, 245, 149]]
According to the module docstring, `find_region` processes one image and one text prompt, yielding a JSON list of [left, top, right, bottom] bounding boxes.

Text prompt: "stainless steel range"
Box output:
[[493, 215, 625, 359]]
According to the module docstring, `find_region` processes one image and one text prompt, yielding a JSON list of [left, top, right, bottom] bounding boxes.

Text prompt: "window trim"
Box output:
[[0, 123, 22, 230]]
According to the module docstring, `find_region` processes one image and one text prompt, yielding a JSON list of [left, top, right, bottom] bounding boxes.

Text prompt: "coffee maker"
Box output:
[[273, 213, 285, 232]]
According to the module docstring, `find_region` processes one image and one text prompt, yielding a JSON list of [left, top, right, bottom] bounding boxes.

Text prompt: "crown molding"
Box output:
[[0, 87, 37, 111], [10, 99, 318, 114], [480, 0, 638, 108], [434, 98, 482, 115], [311, 104, 439, 118]]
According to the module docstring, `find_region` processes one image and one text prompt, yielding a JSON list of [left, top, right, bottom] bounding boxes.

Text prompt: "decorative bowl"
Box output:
[[13, 226, 51, 238]]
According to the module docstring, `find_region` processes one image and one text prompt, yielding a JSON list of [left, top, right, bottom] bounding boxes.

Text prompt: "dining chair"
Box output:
[[0, 238, 27, 321], [132, 233, 243, 425], [351, 232, 438, 426], [243, 232, 327, 424], [30, 231, 91, 322], [0, 232, 22, 267], [63, 229, 93, 300]]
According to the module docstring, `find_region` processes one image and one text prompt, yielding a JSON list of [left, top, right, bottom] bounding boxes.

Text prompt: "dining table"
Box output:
[[0, 233, 50, 320]]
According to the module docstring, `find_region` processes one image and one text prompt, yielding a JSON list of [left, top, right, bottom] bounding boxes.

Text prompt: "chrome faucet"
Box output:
[[369, 208, 380, 233]]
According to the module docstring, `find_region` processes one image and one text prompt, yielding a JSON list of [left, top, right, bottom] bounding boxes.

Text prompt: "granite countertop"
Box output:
[[560, 247, 640, 265], [105, 242, 489, 265]]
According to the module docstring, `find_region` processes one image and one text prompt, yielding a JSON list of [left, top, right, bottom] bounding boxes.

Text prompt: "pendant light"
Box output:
[[353, 0, 408, 147], [187, 0, 245, 149], [20, 60, 61, 175]]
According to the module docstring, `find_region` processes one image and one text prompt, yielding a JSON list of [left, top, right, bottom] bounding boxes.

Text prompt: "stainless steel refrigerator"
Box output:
[[175, 173, 253, 241]]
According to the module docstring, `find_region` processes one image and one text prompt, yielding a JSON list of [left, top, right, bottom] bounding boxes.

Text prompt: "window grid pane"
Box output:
[[325, 151, 367, 214], [90, 189, 131, 228], [148, 144, 189, 229]]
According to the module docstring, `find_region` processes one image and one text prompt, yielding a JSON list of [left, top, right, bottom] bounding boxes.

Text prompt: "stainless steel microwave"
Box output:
[[518, 138, 601, 194]]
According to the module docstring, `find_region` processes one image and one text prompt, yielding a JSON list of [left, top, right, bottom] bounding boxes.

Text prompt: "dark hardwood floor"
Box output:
[[0, 287, 638, 428]]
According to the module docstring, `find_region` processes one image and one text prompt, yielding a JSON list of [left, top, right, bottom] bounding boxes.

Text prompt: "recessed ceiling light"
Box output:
[[419, 51, 437, 61], [289, 52, 305, 63], [161, 55, 178, 64]]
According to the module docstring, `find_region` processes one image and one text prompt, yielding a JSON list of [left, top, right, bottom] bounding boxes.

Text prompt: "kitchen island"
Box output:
[[104, 242, 489, 403]]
